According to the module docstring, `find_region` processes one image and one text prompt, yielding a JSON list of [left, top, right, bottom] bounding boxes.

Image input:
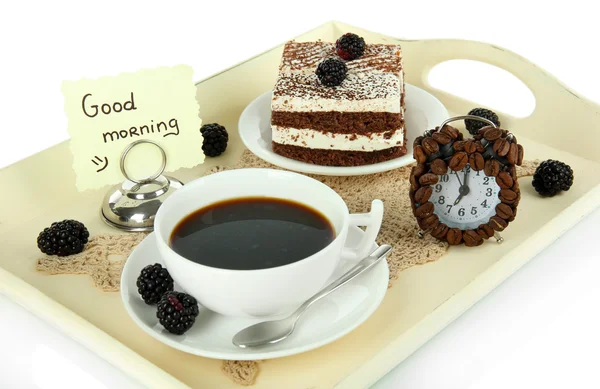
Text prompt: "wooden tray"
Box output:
[[1, 21, 599, 389]]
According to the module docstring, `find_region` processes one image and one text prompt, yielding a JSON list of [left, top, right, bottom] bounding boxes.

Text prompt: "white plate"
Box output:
[[120, 226, 389, 360], [238, 84, 449, 176]]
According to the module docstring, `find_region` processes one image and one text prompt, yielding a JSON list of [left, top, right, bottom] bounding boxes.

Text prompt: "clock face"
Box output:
[[431, 164, 501, 230]]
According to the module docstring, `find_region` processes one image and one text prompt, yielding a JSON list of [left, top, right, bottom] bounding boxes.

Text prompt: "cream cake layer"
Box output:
[[271, 126, 404, 152], [272, 72, 403, 113]]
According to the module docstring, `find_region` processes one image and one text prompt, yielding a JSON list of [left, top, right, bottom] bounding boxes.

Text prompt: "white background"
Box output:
[[1, 1, 599, 388]]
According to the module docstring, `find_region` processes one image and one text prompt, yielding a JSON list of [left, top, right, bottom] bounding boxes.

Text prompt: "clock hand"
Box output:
[[454, 170, 463, 187], [454, 170, 471, 205], [454, 190, 465, 205]]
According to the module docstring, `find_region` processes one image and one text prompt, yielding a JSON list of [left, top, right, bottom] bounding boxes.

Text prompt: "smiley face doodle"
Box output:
[[91, 155, 108, 172]]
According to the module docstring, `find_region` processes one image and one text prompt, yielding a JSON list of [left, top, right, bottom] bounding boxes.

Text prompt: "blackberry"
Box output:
[[37, 219, 89, 256], [200, 123, 228, 157], [136, 264, 174, 305], [532, 159, 574, 197], [316, 58, 347, 87], [335, 33, 366, 60], [156, 291, 200, 335], [465, 108, 501, 135]]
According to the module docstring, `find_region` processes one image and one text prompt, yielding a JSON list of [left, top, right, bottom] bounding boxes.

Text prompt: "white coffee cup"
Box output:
[[154, 168, 383, 318]]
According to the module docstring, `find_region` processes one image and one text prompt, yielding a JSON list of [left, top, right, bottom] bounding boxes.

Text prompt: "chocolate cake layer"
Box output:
[[272, 142, 407, 167], [271, 111, 404, 134]]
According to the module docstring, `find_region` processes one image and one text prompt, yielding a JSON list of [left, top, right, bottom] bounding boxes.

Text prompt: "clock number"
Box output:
[[471, 207, 477, 215], [481, 200, 488, 208], [440, 174, 449, 182], [486, 188, 493, 197], [435, 184, 442, 193], [458, 208, 465, 217], [464, 165, 471, 174], [476, 170, 480, 176], [483, 177, 490, 185], [446, 205, 453, 213], [438, 196, 445, 205]]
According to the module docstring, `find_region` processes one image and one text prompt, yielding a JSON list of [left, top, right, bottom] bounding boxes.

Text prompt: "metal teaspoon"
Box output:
[[232, 244, 393, 348]]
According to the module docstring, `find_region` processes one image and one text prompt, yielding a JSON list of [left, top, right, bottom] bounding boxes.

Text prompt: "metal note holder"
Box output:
[[100, 139, 184, 232]]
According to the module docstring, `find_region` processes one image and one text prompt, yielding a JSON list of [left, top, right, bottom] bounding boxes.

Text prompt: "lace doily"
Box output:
[[36, 233, 148, 292]]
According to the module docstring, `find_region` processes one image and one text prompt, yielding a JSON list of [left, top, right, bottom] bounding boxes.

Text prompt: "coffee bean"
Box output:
[[506, 133, 517, 144], [432, 132, 452, 145], [413, 145, 427, 164], [415, 202, 434, 218], [413, 136, 424, 148], [493, 138, 510, 156], [431, 223, 449, 239], [478, 223, 495, 238], [478, 125, 495, 137], [484, 128, 502, 141], [501, 129, 508, 136], [441, 124, 460, 139], [475, 141, 485, 153], [484, 159, 500, 177], [496, 171, 514, 189], [517, 144, 524, 165], [496, 203, 514, 220], [412, 164, 426, 178], [508, 165, 518, 181], [463, 230, 483, 247], [499, 189, 518, 204], [469, 153, 485, 171], [430, 158, 448, 175], [449, 152, 468, 171], [514, 192, 521, 207], [446, 228, 463, 245], [419, 173, 438, 186], [464, 141, 477, 154], [453, 141, 467, 152], [414, 186, 433, 203], [507, 143, 518, 165], [410, 174, 420, 191], [509, 207, 517, 222], [477, 229, 489, 240], [473, 134, 483, 141], [422, 138, 440, 155], [512, 179, 520, 192], [489, 216, 508, 231], [420, 214, 440, 230]]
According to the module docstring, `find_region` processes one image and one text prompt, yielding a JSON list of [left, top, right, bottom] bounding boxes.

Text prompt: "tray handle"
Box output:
[[414, 39, 563, 115], [406, 38, 600, 162]]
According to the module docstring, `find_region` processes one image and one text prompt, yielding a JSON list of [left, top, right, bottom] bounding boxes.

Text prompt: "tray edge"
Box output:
[[334, 184, 600, 389]]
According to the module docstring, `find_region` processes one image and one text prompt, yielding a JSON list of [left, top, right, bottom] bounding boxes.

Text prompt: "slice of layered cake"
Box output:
[[270, 33, 406, 166]]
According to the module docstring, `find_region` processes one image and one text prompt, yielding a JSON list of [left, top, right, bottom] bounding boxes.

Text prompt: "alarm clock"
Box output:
[[409, 115, 524, 247]]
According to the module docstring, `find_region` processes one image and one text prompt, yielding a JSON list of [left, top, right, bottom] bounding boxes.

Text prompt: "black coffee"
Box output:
[[169, 197, 335, 270]]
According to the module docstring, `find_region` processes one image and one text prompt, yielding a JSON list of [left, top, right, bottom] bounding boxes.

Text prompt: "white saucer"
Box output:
[[120, 226, 389, 360], [238, 84, 449, 176]]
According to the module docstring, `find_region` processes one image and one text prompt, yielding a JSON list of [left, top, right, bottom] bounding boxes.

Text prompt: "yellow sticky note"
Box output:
[[62, 65, 203, 191]]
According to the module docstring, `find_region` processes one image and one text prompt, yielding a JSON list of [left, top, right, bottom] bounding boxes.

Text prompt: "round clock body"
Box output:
[[431, 165, 501, 230], [409, 118, 524, 247]]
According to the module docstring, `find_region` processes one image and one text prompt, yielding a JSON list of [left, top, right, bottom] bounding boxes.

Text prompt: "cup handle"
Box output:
[[341, 199, 384, 262]]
